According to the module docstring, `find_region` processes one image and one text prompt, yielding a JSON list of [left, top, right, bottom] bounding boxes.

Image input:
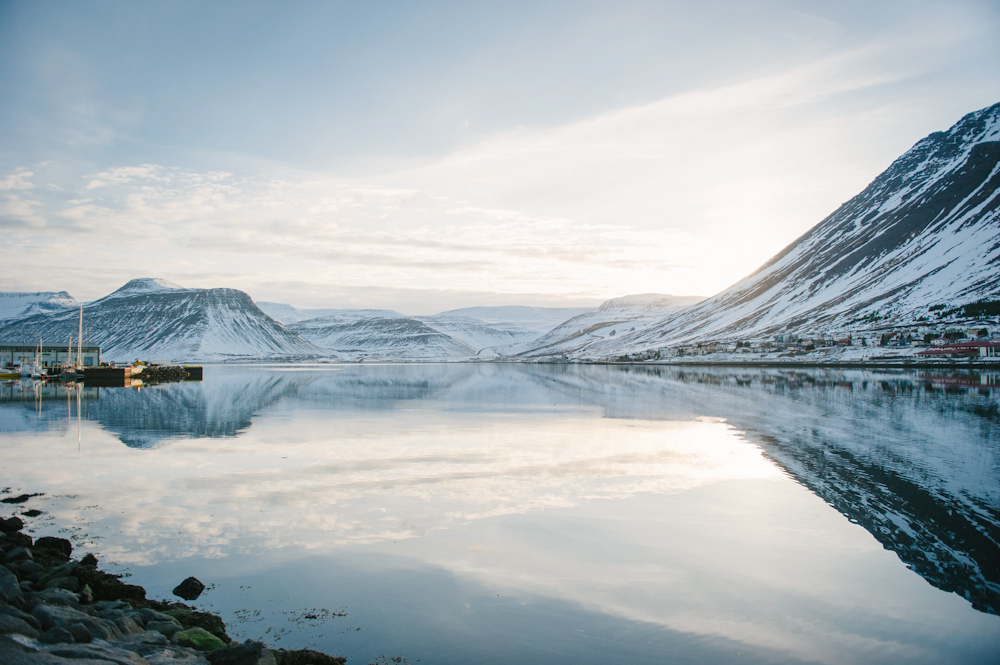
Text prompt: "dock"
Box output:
[[81, 365, 204, 387]]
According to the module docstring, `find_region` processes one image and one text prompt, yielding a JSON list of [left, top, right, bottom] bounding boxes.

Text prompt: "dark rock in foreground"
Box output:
[[172, 577, 206, 601], [0, 511, 348, 664]]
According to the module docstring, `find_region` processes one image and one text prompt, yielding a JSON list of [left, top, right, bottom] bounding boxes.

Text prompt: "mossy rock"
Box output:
[[172, 626, 226, 651], [173, 609, 230, 642], [163, 608, 193, 618]]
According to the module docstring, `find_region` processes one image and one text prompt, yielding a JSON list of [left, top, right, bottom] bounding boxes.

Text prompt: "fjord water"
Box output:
[[1, 365, 998, 664]]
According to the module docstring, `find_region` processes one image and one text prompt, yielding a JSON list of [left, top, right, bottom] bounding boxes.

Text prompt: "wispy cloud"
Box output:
[[1, 166, 720, 311], [0, 168, 36, 191]]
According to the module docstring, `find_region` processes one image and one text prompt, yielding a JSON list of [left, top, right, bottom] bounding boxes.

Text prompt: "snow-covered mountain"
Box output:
[[262, 303, 593, 359], [582, 101, 1000, 358], [256, 301, 404, 325], [417, 305, 596, 358], [286, 299, 692, 360], [291, 315, 475, 360], [0, 291, 78, 322], [512, 294, 705, 358], [0, 278, 323, 362]]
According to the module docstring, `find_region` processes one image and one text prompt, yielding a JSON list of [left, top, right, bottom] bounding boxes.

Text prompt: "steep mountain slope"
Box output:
[[514, 294, 706, 358], [291, 315, 475, 360], [0, 291, 78, 322], [588, 102, 1000, 357], [0, 278, 323, 361], [256, 301, 404, 325]]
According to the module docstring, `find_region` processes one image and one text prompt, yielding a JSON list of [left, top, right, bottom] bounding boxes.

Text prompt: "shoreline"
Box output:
[[131, 358, 1000, 369], [0, 502, 347, 665], [584, 359, 1000, 369]]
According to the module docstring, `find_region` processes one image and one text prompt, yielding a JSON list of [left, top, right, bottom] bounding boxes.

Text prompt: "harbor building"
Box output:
[[0, 342, 101, 367]]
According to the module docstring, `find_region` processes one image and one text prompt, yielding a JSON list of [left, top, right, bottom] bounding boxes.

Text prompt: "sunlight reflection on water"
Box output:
[[1, 364, 998, 664]]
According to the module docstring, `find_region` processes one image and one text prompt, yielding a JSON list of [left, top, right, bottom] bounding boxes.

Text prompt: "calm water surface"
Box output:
[[1, 364, 999, 664]]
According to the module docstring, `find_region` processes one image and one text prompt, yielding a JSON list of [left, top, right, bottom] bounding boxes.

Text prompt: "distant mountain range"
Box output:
[[1, 102, 996, 362], [0, 278, 694, 362]]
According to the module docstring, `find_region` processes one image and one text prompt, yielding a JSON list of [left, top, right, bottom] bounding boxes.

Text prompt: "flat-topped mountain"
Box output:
[[0, 279, 322, 362], [0, 291, 78, 322]]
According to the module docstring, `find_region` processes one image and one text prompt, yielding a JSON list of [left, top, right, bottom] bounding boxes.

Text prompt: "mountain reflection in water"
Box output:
[[1, 364, 998, 662]]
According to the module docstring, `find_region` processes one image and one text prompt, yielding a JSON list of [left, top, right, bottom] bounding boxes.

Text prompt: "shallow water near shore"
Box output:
[[2, 363, 999, 663]]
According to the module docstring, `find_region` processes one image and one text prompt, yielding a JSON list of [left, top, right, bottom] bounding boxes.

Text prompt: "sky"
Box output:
[[1, 1, 999, 314]]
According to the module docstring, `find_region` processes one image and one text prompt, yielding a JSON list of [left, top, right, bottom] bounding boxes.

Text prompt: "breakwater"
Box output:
[[0, 501, 345, 665]]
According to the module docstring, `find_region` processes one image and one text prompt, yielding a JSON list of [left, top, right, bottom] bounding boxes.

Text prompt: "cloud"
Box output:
[[1, 164, 724, 309], [0, 169, 36, 191]]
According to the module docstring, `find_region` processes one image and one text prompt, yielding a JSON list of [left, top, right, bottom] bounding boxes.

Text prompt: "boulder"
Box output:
[[166, 609, 229, 642], [135, 609, 178, 625], [146, 620, 183, 639], [19, 561, 43, 576], [114, 617, 144, 636], [74, 566, 146, 604], [206, 640, 276, 665], [141, 645, 210, 665], [172, 577, 206, 601], [98, 609, 127, 621], [38, 626, 75, 644], [33, 538, 72, 560], [0, 605, 42, 631], [5, 547, 33, 563], [32, 604, 122, 641], [0, 532, 32, 551], [27, 588, 81, 607], [172, 627, 226, 652], [37, 561, 79, 589], [68, 622, 93, 643], [0, 614, 40, 639], [0, 565, 23, 605], [118, 631, 169, 647], [21, 510, 42, 518], [0, 517, 24, 533], [0, 634, 75, 665], [44, 641, 149, 665], [80, 554, 98, 568]]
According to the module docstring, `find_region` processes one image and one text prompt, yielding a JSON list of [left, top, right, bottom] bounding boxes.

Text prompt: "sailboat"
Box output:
[[60, 306, 86, 381], [21, 339, 46, 378]]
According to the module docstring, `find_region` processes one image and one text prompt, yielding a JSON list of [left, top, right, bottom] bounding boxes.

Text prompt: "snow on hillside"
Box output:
[[580, 101, 1000, 359], [416, 306, 596, 357], [435, 305, 594, 328], [291, 315, 474, 360], [256, 302, 403, 325], [103, 278, 185, 298], [512, 294, 706, 358], [0, 279, 323, 362], [0, 291, 78, 322]]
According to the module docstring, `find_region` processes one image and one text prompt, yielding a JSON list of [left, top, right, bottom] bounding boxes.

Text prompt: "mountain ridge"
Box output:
[[576, 101, 1000, 358]]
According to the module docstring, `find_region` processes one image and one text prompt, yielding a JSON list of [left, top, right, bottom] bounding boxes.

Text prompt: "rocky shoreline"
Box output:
[[0, 512, 346, 665]]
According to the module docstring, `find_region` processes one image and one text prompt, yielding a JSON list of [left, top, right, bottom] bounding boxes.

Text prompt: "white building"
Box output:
[[0, 342, 101, 368]]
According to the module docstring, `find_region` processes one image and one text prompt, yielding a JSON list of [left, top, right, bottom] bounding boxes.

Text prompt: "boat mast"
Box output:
[[77, 305, 83, 367]]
